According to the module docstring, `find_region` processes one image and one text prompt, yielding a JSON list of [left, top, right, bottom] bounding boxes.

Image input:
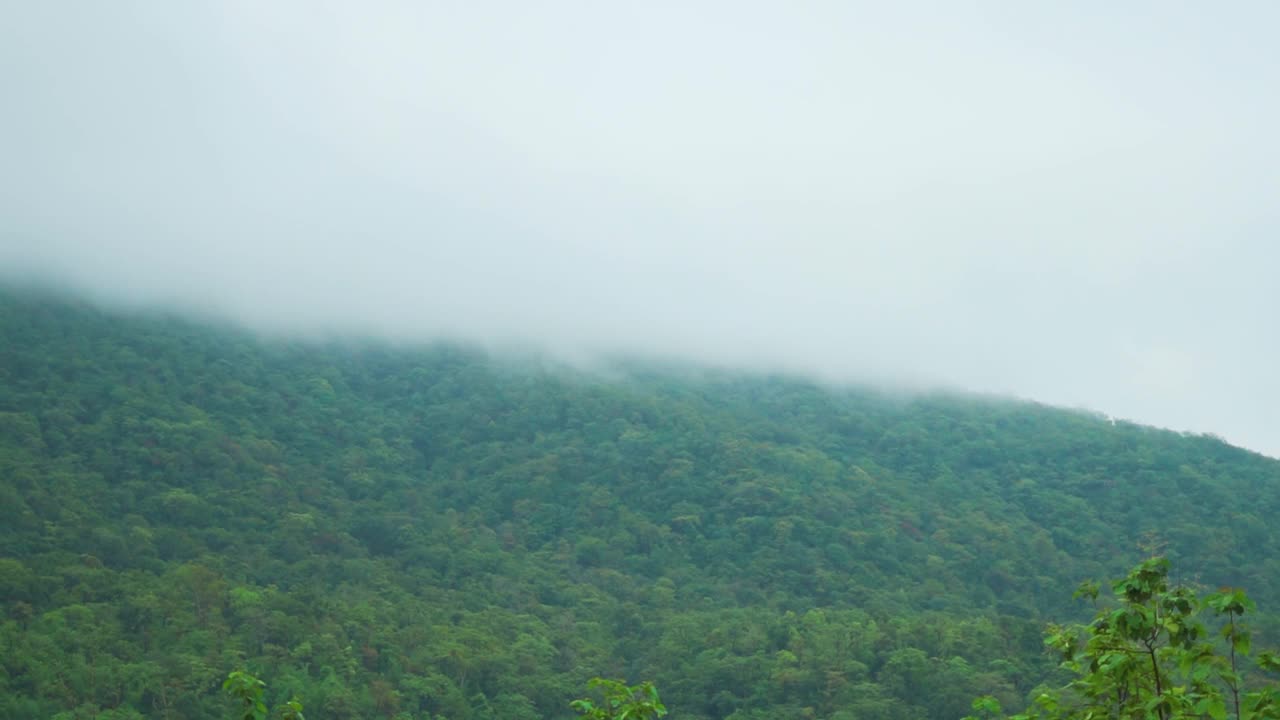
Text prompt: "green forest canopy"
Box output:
[[2, 289, 1279, 719]]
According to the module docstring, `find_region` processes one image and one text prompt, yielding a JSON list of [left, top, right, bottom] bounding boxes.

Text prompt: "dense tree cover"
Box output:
[[1, 289, 1279, 719]]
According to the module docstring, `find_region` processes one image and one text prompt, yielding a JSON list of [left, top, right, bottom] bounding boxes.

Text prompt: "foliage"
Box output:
[[223, 671, 268, 720], [3, 288, 1280, 719], [967, 557, 1280, 720], [223, 671, 305, 720], [571, 678, 667, 720]]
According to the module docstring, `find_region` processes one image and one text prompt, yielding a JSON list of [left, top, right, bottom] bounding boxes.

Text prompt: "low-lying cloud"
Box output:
[[2, 1, 1278, 456]]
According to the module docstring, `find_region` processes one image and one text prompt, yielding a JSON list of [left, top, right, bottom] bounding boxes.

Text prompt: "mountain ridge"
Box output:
[[2, 288, 1278, 720]]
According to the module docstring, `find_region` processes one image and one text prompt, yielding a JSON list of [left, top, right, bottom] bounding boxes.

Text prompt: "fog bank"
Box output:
[[2, 2, 1277, 456]]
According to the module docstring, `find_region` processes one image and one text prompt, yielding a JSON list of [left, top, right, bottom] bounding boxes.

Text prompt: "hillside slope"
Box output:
[[2, 290, 1278, 720]]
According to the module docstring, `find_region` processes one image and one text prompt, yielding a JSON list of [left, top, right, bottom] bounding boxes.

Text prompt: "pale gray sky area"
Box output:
[[2, 2, 1278, 456]]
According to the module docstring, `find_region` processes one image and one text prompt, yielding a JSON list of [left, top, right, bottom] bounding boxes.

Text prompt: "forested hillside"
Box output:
[[2, 290, 1279, 720]]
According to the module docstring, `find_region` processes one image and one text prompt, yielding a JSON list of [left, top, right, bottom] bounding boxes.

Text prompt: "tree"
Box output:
[[966, 557, 1280, 720], [571, 678, 667, 720], [223, 670, 305, 720]]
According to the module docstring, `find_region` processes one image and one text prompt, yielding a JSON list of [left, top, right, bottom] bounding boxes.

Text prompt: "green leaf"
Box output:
[[972, 695, 1001, 714], [1234, 631, 1253, 656], [1257, 651, 1280, 672]]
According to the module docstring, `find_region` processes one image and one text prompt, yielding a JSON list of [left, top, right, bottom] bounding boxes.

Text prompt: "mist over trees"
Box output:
[[2, 290, 1280, 719]]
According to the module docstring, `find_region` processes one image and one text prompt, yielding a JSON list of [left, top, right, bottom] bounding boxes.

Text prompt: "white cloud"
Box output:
[[2, 1, 1278, 456]]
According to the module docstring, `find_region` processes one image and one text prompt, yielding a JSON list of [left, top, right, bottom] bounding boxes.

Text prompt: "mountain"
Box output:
[[2, 289, 1278, 720]]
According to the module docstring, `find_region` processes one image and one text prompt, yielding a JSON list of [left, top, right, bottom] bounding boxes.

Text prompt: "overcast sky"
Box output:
[[2, 2, 1278, 456]]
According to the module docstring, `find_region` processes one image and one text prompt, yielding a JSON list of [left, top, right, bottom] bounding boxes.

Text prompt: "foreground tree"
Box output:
[[967, 557, 1280, 720], [571, 677, 667, 720], [223, 671, 305, 720]]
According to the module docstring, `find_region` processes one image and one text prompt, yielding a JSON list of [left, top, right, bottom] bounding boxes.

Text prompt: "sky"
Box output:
[[1, 2, 1278, 456]]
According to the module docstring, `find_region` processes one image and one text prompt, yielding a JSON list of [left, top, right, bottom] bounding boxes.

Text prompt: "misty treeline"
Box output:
[[2, 290, 1280, 719]]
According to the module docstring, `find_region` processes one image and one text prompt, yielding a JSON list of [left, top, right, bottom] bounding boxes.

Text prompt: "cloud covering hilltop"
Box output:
[[2, 2, 1278, 456]]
